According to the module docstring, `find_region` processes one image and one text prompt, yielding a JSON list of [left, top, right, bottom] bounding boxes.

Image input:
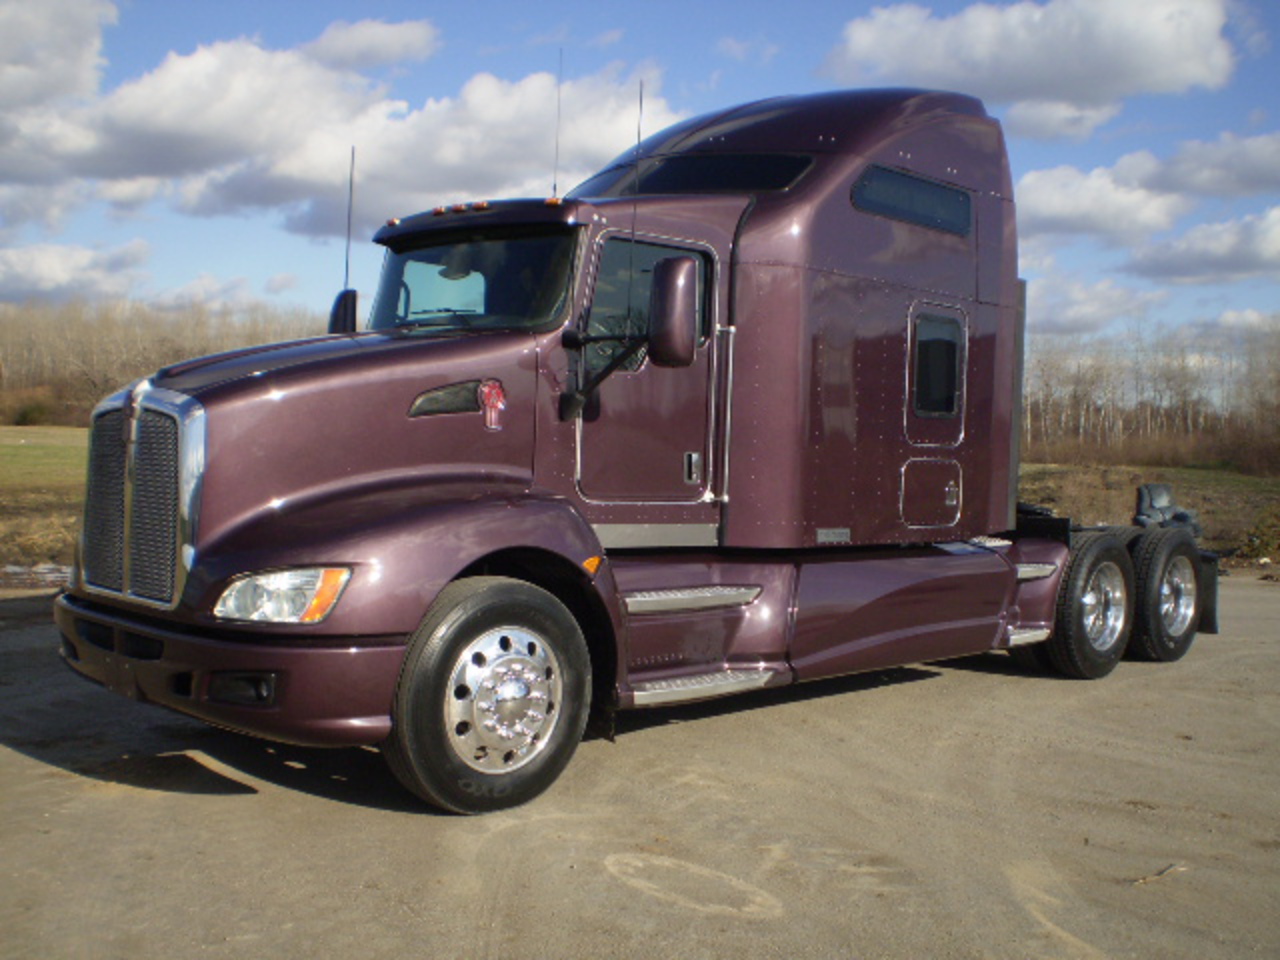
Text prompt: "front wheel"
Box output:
[[1047, 532, 1135, 679], [384, 577, 591, 814]]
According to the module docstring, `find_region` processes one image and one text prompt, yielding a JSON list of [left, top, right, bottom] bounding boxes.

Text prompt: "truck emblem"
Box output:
[[478, 379, 506, 431]]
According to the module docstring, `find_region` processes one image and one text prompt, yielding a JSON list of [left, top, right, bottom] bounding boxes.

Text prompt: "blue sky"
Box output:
[[1, 0, 1276, 338]]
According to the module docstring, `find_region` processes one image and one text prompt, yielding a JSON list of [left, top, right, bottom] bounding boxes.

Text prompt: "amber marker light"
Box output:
[[582, 556, 602, 576], [301, 568, 352, 623]]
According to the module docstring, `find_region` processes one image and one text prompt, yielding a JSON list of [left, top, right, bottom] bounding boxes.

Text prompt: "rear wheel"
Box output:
[[384, 577, 591, 814], [1047, 532, 1134, 679], [1128, 528, 1201, 662]]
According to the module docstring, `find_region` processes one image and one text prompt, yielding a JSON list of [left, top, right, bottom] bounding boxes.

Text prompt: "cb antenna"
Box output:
[[552, 49, 564, 197], [343, 145, 355, 290]]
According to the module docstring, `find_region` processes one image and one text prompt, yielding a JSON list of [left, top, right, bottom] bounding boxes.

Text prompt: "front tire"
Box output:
[[1047, 532, 1134, 679], [384, 577, 591, 814], [1128, 528, 1201, 662]]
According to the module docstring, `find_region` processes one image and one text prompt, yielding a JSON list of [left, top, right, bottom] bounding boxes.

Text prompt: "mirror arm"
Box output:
[[558, 337, 647, 420]]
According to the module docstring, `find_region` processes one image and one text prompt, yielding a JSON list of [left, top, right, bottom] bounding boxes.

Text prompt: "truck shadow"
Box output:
[[610, 665, 940, 737], [0, 595, 426, 813], [4, 594, 940, 812]]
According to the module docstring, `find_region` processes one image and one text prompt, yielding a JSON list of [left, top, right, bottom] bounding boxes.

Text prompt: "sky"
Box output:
[[0, 0, 1276, 339]]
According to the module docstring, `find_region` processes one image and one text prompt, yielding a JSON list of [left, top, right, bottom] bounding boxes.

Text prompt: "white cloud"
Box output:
[[825, 0, 1236, 138], [0, 239, 148, 301], [149, 272, 256, 313], [302, 19, 441, 70], [716, 36, 779, 64], [1126, 206, 1280, 283], [0, 183, 90, 239], [1215, 307, 1276, 331], [264, 274, 298, 295], [1026, 270, 1167, 335], [1016, 159, 1193, 242], [1152, 132, 1280, 196], [0, 0, 115, 111], [0, 7, 681, 243], [1004, 101, 1120, 141], [589, 29, 624, 49]]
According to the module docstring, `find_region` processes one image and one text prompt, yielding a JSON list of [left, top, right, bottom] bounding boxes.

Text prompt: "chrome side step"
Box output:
[[623, 585, 762, 615], [1007, 627, 1051, 647], [1016, 563, 1058, 581], [632, 668, 776, 706]]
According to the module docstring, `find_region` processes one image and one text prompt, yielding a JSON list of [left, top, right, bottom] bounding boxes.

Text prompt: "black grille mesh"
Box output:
[[83, 411, 127, 592], [129, 411, 179, 601], [82, 404, 182, 604]]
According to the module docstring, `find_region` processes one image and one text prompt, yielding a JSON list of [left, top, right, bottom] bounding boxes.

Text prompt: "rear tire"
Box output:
[[384, 577, 591, 814], [1128, 528, 1200, 662], [1101, 525, 1143, 550], [1047, 532, 1134, 679]]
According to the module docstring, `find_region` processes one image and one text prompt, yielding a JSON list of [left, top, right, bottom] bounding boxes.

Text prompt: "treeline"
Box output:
[[1023, 320, 1280, 476], [0, 300, 323, 425], [2, 300, 1278, 476]]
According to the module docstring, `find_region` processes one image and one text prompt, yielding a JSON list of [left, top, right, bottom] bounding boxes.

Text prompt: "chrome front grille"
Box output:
[[81, 384, 204, 609]]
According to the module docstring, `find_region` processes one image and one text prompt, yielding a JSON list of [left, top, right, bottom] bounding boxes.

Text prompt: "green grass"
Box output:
[[0, 426, 88, 566], [0, 426, 88, 492]]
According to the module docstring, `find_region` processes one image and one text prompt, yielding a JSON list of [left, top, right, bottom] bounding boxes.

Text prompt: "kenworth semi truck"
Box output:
[[55, 89, 1217, 813]]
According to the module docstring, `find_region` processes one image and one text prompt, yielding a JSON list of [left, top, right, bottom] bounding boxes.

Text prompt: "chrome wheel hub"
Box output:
[[446, 626, 562, 773], [1160, 555, 1197, 636], [1082, 561, 1127, 653]]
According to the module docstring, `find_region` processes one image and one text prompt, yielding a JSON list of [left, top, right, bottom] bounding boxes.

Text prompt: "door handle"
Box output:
[[684, 452, 703, 486]]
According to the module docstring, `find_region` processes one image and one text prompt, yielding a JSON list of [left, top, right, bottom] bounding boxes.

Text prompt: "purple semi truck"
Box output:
[[55, 89, 1217, 813]]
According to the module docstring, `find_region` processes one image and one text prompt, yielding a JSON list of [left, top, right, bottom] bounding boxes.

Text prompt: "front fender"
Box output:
[[184, 485, 610, 639]]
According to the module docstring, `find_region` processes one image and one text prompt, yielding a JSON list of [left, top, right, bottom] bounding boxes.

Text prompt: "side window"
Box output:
[[913, 314, 963, 417], [585, 239, 705, 375], [852, 165, 971, 237]]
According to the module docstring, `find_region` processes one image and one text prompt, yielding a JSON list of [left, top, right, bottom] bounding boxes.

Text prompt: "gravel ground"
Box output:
[[2, 578, 1277, 960]]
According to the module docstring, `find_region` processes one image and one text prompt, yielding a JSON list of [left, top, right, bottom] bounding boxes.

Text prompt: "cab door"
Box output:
[[576, 236, 715, 508]]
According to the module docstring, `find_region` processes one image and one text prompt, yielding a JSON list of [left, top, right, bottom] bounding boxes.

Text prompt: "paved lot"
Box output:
[[2, 577, 1278, 959]]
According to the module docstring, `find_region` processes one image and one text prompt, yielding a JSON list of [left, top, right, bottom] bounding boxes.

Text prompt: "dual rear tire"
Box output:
[[1019, 526, 1202, 679]]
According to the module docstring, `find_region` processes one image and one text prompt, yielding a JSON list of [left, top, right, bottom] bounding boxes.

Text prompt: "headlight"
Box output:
[[213, 568, 351, 624]]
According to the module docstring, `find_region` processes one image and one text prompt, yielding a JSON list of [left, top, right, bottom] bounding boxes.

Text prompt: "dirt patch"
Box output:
[[1019, 463, 1280, 559]]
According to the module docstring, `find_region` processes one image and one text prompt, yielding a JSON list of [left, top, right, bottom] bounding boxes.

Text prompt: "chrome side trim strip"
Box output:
[[632, 669, 776, 706], [593, 523, 719, 550], [1008, 627, 1051, 646], [1017, 562, 1058, 582], [623, 585, 762, 615]]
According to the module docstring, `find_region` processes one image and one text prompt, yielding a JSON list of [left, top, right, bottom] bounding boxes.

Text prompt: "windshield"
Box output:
[[369, 228, 577, 333]]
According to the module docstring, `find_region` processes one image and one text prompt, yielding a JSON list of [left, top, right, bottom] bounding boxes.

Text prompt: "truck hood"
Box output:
[[177, 330, 541, 552], [153, 332, 396, 396]]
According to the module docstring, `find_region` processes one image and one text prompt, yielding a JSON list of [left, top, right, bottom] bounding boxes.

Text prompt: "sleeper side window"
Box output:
[[852, 165, 971, 237], [913, 315, 963, 417]]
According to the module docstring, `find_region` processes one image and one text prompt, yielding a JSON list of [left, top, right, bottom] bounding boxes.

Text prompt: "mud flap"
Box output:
[[1197, 551, 1220, 635]]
